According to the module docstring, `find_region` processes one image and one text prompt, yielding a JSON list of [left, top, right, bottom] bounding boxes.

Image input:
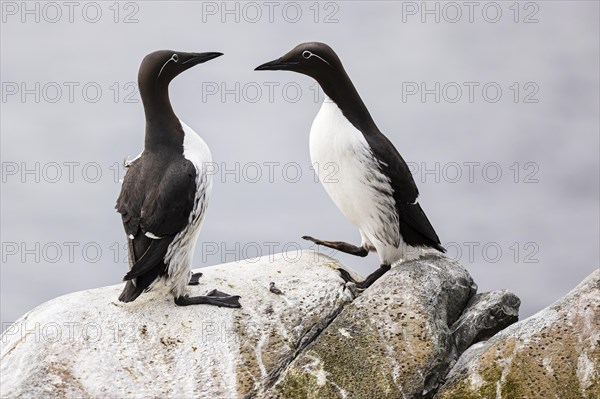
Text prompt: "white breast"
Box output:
[[180, 120, 212, 170], [164, 120, 213, 297], [309, 98, 400, 254]]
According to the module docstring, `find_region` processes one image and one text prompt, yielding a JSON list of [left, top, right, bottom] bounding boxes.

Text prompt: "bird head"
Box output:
[[254, 42, 342, 81], [138, 50, 223, 92]]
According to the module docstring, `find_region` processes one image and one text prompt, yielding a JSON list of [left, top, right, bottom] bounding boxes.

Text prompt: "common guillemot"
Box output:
[[256, 42, 445, 289], [116, 50, 241, 307]]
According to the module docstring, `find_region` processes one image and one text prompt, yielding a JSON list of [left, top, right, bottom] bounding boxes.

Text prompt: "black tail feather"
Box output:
[[397, 202, 445, 253], [118, 281, 143, 302], [119, 266, 163, 303], [124, 237, 174, 281]]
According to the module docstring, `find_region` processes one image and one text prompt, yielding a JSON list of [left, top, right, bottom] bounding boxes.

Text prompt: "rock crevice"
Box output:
[[435, 269, 599, 399], [250, 280, 357, 398]]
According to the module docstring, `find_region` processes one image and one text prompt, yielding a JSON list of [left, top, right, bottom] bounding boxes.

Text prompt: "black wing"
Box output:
[[364, 130, 445, 252], [115, 156, 197, 301]]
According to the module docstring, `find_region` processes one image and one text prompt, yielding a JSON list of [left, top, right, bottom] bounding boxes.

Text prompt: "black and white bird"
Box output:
[[256, 42, 445, 289], [116, 50, 241, 308]]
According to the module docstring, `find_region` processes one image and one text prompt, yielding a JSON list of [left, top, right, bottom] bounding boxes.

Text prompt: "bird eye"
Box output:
[[172, 54, 179, 62], [302, 51, 311, 59]]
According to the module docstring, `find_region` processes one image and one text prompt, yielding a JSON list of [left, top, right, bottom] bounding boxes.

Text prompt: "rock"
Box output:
[[0, 251, 357, 398], [451, 290, 521, 354], [435, 269, 600, 399], [1, 251, 529, 399], [266, 255, 478, 399]]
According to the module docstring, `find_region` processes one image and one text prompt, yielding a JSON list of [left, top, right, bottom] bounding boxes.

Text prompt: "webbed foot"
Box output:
[[302, 236, 369, 257], [175, 289, 241, 308], [337, 264, 391, 289]]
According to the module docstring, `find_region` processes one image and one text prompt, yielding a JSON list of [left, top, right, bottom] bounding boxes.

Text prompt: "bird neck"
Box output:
[[140, 84, 184, 151], [316, 70, 378, 133]]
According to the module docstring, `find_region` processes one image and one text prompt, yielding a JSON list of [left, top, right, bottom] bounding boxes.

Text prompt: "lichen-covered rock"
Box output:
[[0, 251, 356, 399], [266, 255, 477, 399], [435, 269, 600, 399], [451, 290, 521, 354]]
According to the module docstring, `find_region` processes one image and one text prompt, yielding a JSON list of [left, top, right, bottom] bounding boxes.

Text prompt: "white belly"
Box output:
[[309, 98, 402, 262], [164, 120, 213, 297]]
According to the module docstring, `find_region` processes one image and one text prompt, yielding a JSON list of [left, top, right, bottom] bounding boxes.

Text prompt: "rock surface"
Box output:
[[435, 269, 600, 399], [10, 250, 592, 399], [266, 255, 477, 398], [451, 290, 521, 355], [0, 251, 357, 398]]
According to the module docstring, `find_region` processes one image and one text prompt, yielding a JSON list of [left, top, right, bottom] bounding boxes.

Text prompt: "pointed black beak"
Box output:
[[184, 52, 224, 66], [255, 58, 297, 71]]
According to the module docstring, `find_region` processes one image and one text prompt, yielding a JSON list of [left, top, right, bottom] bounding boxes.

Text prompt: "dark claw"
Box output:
[[337, 268, 356, 284], [351, 264, 391, 290], [338, 265, 391, 289], [302, 235, 322, 245], [188, 272, 203, 285]]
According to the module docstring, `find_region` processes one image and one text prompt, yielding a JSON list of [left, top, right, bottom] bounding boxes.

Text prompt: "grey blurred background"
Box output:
[[1, 1, 598, 331]]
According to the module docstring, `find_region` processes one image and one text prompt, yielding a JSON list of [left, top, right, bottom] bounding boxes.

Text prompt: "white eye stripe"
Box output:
[[302, 50, 330, 66], [157, 54, 179, 79]]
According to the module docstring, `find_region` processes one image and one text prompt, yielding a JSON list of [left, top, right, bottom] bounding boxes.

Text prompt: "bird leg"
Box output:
[[175, 289, 241, 308], [188, 272, 203, 286], [302, 235, 369, 257], [338, 264, 391, 289]]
